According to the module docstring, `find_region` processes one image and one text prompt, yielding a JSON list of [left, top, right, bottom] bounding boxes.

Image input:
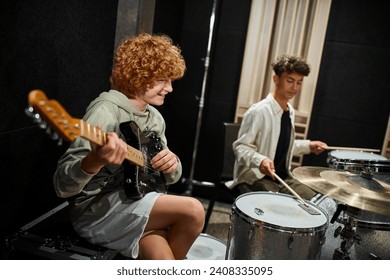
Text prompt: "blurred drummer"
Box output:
[[226, 54, 328, 200]]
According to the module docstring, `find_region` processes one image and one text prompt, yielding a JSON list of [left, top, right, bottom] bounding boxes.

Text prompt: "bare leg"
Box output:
[[139, 194, 205, 260], [138, 230, 175, 260]]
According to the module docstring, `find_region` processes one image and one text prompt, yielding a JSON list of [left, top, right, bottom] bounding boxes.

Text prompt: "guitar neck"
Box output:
[[78, 120, 145, 167], [27, 89, 145, 167]]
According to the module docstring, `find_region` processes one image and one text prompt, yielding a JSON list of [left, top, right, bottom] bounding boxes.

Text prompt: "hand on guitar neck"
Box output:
[[81, 131, 129, 175]]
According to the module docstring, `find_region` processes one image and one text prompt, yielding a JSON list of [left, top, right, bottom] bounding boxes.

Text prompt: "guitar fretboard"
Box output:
[[78, 120, 145, 167], [79, 120, 106, 146]]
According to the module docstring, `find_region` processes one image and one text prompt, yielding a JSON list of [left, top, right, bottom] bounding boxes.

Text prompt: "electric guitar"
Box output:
[[26, 89, 166, 199]]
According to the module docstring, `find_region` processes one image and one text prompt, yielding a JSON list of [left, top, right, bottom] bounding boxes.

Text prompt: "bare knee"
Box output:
[[184, 198, 205, 231]]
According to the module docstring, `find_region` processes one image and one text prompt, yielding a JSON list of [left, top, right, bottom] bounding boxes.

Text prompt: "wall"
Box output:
[[0, 0, 119, 242], [153, 0, 252, 193], [304, 0, 390, 166], [153, 0, 390, 196]]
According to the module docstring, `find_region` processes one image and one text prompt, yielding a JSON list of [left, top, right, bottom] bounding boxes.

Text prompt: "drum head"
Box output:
[[329, 150, 387, 161], [186, 233, 226, 260], [234, 192, 328, 229]]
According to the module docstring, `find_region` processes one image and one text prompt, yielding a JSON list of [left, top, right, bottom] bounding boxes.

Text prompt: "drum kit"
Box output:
[[189, 149, 390, 260], [292, 150, 390, 260]]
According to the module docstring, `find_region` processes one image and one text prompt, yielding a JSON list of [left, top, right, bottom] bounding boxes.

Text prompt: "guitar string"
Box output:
[[142, 156, 162, 172], [82, 121, 170, 173], [139, 151, 179, 173]]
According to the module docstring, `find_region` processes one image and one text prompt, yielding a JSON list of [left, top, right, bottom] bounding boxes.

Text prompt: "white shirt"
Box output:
[[226, 93, 311, 189]]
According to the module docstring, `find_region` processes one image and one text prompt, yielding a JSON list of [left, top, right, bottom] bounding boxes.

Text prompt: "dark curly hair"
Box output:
[[110, 33, 186, 98], [271, 54, 310, 77]]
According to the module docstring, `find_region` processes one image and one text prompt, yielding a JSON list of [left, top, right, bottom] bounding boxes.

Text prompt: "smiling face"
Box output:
[[132, 79, 173, 110]]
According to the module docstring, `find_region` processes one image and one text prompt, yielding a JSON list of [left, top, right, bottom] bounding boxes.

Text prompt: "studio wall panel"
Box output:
[[154, 0, 251, 183], [304, 0, 390, 167], [0, 0, 118, 236]]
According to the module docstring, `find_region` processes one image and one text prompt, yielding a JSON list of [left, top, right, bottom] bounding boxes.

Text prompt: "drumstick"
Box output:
[[272, 172, 308, 207], [326, 146, 380, 153]]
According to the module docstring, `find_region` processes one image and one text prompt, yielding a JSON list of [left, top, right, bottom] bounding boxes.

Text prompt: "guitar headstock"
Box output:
[[26, 90, 143, 166], [26, 89, 82, 143]]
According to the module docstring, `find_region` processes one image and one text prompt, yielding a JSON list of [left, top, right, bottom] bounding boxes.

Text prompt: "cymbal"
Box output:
[[292, 166, 390, 215]]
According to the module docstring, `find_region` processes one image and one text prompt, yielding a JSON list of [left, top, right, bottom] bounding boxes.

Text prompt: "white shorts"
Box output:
[[73, 190, 162, 259]]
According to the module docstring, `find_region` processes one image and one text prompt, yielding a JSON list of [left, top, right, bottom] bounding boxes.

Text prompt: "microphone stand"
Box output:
[[183, 0, 218, 196]]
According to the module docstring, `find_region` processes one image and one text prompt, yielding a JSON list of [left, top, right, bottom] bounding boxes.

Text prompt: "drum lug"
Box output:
[[248, 222, 256, 239], [248, 228, 253, 240], [319, 234, 326, 245], [334, 226, 342, 238], [288, 236, 294, 250], [354, 234, 362, 245]]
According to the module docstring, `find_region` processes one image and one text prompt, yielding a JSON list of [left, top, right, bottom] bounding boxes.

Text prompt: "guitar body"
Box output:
[[120, 121, 167, 199]]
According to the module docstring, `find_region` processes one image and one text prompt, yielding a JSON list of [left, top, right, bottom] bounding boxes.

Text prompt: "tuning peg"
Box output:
[[25, 107, 43, 124], [45, 126, 63, 146], [50, 132, 59, 141], [45, 126, 58, 140], [34, 114, 43, 123], [39, 120, 48, 130], [51, 133, 59, 140], [43, 125, 63, 145], [24, 106, 35, 117]]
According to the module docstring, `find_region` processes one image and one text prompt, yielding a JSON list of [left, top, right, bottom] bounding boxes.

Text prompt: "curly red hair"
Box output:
[[110, 33, 186, 98]]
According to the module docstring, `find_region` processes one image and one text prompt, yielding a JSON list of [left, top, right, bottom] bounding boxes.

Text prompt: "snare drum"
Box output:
[[327, 150, 390, 174], [225, 192, 328, 260], [186, 233, 226, 260]]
